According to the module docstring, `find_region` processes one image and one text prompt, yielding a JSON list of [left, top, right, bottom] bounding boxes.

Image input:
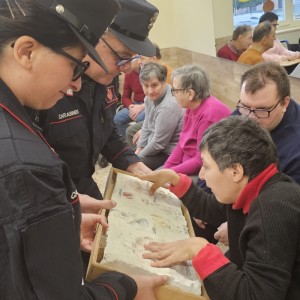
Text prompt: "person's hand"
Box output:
[[137, 169, 180, 195], [193, 217, 207, 229], [129, 104, 144, 121], [135, 147, 143, 155], [142, 237, 208, 268], [130, 274, 168, 300], [214, 221, 229, 246], [126, 161, 152, 175], [132, 130, 141, 145], [79, 193, 116, 214], [287, 56, 298, 61], [80, 213, 108, 252]]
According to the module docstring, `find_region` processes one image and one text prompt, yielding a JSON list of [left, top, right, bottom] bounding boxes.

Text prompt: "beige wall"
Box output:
[[277, 29, 300, 44], [147, 0, 175, 48], [212, 0, 233, 39], [149, 0, 216, 56], [148, 0, 300, 55]]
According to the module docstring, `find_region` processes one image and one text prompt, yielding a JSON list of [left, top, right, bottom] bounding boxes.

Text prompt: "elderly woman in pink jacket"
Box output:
[[164, 65, 231, 181]]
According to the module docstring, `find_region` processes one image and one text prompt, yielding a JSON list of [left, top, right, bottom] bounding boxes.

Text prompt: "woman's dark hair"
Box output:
[[200, 116, 278, 181], [0, 0, 80, 55], [153, 43, 161, 59], [139, 62, 167, 83], [259, 12, 278, 23]]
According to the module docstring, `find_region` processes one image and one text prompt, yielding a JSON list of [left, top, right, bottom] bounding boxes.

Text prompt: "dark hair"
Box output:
[[232, 25, 252, 41], [252, 21, 273, 43], [139, 62, 167, 83], [153, 43, 161, 59], [200, 116, 278, 180], [171, 65, 210, 101], [0, 0, 80, 55], [241, 62, 290, 103], [259, 12, 278, 23]]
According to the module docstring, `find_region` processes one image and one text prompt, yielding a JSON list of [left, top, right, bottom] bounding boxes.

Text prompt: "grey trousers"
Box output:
[[125, 121, 143, 149]]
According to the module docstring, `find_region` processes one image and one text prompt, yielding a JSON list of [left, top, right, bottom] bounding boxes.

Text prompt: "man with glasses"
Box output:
[[113, 58, 145, 139], [235, 61, 300, 180], [32, 0, 159, 202], [259, 12, 300, 64], [213, 61, 300, 246]]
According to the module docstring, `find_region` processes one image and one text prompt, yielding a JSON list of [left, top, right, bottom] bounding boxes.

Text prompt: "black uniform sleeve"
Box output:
[[2, 165, 137, 300], [180, 182, 227, 228], [82, 272, 137, 300], [102, 126, 141, 171]]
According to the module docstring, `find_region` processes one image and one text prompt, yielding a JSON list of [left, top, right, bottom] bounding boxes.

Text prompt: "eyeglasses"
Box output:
[[53, 48, 90, 81], [171, 88, 185, 96], [11, 42, 89, 82], [236, 99, 281, 118], [100, 37, 140, 66]]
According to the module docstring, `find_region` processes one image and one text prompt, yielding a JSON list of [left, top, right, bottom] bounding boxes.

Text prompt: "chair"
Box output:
[[280, 39, 300, 52], [116, 104, 125, 113]]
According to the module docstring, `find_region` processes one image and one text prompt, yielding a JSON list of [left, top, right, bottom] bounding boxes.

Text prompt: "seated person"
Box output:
[[210, 61, 300, 247], [217, 25, 252, 61], [125, 45, 173, 147], [114, 58, 145, 137], [138, 43, 173, 84], [164, 65, 231, 180], [259, 12, 300, 62], [126, 120, 144, 150], [238, 21, 275, 65], [141, 116, 300, 300], [135, 62, 184, 170]]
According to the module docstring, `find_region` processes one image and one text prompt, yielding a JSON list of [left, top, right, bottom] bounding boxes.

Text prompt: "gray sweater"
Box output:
[[137, 85, 184, 157]]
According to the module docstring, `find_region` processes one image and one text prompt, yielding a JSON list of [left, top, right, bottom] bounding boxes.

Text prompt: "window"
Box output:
[[294, 0, 300, 20], [233, 0, 288, 27]]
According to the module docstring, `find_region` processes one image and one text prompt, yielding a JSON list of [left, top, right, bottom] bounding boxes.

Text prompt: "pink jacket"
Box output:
[[164, 96, 231, 175], [263, 39, 300, 62]]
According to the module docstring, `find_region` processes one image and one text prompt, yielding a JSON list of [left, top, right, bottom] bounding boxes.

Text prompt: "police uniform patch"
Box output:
[[105, 85, 118, 105]]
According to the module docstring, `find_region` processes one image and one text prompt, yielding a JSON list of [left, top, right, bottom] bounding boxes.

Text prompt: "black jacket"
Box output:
[[182, 174, 300, 299], [33, 77, 140, 198], [0, 80, 137, 299]]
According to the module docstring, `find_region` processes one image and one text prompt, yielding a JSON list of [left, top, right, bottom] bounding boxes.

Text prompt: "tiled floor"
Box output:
[[92, 163, 112, 193]]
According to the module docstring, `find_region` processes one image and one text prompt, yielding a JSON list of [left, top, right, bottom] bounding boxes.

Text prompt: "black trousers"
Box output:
[[141, 152, 169, 170]]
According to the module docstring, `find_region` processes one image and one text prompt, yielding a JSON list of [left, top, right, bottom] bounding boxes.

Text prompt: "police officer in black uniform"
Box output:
[[0, 0, 166, 299], [34, 0, 159, 200]]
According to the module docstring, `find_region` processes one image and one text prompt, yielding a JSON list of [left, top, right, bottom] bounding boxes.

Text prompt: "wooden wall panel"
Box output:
[[160, 47, 300, 110]]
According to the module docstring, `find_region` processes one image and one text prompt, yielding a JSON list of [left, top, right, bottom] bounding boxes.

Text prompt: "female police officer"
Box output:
[[0, 0, 166, 299]]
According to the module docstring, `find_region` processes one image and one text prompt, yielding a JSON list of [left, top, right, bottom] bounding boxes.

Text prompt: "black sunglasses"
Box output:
[[100, 37, 140, 66], [52, 48, 90, 81]]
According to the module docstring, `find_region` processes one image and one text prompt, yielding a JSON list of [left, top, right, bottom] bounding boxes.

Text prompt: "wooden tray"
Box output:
[[86, 168, 209, 300]]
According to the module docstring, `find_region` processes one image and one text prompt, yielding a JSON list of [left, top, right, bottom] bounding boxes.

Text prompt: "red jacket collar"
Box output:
[[233, 163, 278, 214]]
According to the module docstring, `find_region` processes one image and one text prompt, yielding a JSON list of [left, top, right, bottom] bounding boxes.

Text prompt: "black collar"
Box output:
[[0, 80, 39, 136]]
